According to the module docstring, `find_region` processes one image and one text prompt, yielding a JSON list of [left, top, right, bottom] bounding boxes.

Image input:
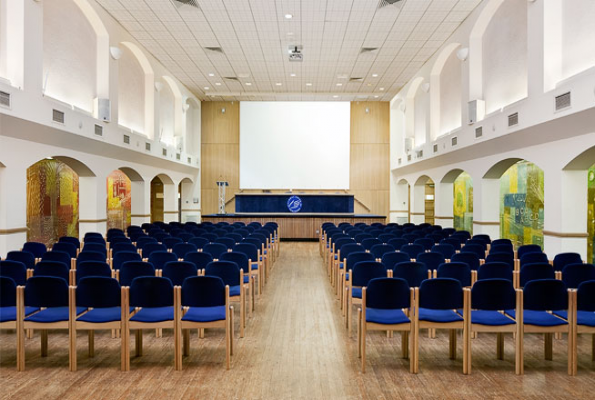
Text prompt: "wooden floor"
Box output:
[[1, 242, 594, 399]]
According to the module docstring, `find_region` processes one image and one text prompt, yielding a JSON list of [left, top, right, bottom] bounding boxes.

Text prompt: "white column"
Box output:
[[473, 178, 501, 239], [130, 179, 150, 227], [392, 180, 409, 224], [435, 181, 454, 228], [0, 165, 27, 257], [411, 183, 425, 224], [78, 175, 106, 238], [180, 179, 201, 223], [162, 182, 178, 223]]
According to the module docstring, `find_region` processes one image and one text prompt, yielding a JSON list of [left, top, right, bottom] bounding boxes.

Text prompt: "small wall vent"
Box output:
[[555, 92, 571, 111], [145, 142, 151, 151], [123, 134, 130, 144], [176, 153, 181, 160], [94, 124, 103, 136], [407, 154, 412, 162], [475, 126, 483, 138], [508, 112, 519, 127], [433, 144, 438, 153], [416, 150, 423, 159], [0, 91, 11, 108], [162, 148, 167, 156], [451, 136, 458, 146], [187, 157, 192, 164], [52, 109, 65, 124]]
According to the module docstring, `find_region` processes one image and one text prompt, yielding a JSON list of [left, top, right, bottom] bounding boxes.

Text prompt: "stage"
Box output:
[[201, 213, 386, 239]]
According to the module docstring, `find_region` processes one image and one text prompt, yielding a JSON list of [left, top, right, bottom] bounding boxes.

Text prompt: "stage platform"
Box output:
[[202, 213, 386, 239]]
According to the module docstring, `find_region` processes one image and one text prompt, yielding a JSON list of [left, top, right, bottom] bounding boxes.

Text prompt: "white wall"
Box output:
[[561, 0, 595, 82], [414, 87, 429, 146], [118, 45, 145, 134], [439, 51, 462, 135], [159, 78, 175, 146]]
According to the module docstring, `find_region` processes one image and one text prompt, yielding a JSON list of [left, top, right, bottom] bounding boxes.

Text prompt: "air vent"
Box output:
[[145, 142, 151, 151], [451, 136, 458, 146], [475, 126, 483, 138], [407, 154, 412, 162], [433, 144, 438, 153], [52, 109, 65, 124], [223, 76, 239, 81], [349, 77, 364, 82], [162, 148, 167, 156], [360, 47, 379, 54], [416, 150, 423, 159], [398, 158, 402, 165], [187, 157, 192, 164], [508, 112, 519, 127], [0, 90, 10, 108], [378, 0, 403, 8], [123, 134, 130, 144], [555, 92, 571, 111], [204, 47, 224, 54], [94, 124, 103, 136], [171, 0, 199, 9], [176, 153, 181, 160]]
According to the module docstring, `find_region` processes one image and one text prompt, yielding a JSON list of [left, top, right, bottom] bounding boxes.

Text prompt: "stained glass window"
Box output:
[[453, 172, 473, 234], [107, 170, 131, 231]]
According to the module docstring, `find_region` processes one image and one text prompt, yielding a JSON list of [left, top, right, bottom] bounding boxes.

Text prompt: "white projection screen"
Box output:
[[240, 101, 350, 189]]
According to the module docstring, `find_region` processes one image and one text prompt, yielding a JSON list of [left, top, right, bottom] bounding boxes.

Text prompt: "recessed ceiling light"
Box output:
[[333, 95, 339, 98], [306, 83, 312, 86], [287, 32, 294, 36], [372, 74, 378, 78], [284, 14, 293, 19], [204, 86, 210, 90], [215, 82, 221, 86], [379, 87, 385, 91], [276, 82, 282, 86], [208, 73, 215, 77], [245, 82, 252, 86], [374, 95, 379, 98], [290, 73, 296, 77], [336, 83, 342, 86]]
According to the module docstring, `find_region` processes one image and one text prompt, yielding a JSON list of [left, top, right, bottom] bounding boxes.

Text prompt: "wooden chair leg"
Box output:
[[199, 329, 204, 339], [135, 329, 143, 357], [357, 309, 362, 358], [70, 327, 77, 372], [515, 327, 524, 375], [402, 331, 409, 359], [183, 329, 190, 357], [230, 307, 234, 356], [449, 329, 457, 360], [17, 324, 25, 371], [156, 328, 162, 338], [240, 294, 245, 339], [26, 329, 33, 339], [496, 332, 504, 360], [226, 319, 231, 370], [88, 330, 95, 357], [545, 333, 553, 361], [41, 330, 48, 357], [121, 324, 129, 371], [361, 323, 366, 373], [592, 334, 595, 362]]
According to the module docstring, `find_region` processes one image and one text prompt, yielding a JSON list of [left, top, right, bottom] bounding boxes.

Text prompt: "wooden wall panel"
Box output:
[[350, 102, 390, 217], [201, 102, 240, 215]]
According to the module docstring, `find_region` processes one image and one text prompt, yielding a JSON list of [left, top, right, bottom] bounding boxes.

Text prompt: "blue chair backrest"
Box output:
[[77, 276, 120, 308], [517, 244, 542, 259], [577, 280, 595, 312], [178, 233, 194, 242], [108, 237, 131, 247], [182, 252, 213, 271], [172, 243, 198, 259], [370, 244, 395, 259], [234, 229, 250, 239], [0, 260, 27, 285], [205, 261, 240, 286], [189, 237, 210, 249], [214, 237, 235, 250], [232, 243, 258, 262], [51, 242, 77, 259], [162, 237, 183, 250], [76, 261, 111, 283], [392, 262, 427, 288], [339, 243, 363, 259], [33, 261, 69, 282], [485, 252, 515, 268], [402, 233, 421, 243], [119, 261, 155, 286], [59, 236, 80, 248], [523, 279, 567, 311], [381, 252, 410, 269], [452, 230, 471, 240], [477, 262, 513, 281], [520, 252, 548, 267], [136, 236, 158, 249], [111, 242, 137, 256], [471, 279, 516, 310], [351, 261, 387, 287], [437, 262, 471, 287], [442, 228, 456, 236], [335, 238, 356, 251], [489, 243, 514, 255], [25, 276, 69, 307], [200, 233, 218, 242], [162, 261, 198, 286], [419, 278, 463, 309], [0, 276, 16, 307], [366, 278, 410, 309], [414, 238, 434, 251], [519, 263, 555, 287], [491, 238, 513, 247], [378, 234, 397, 244], [440, 237, 462, 251], [225, 233, 243, 244], [42, 251, 71, 267], [346, 252, 375, 270], [22, 242, 47, 258], [148, 251, 178, 269], [220, 252, 249, 273], [85, 232, 104, 239], [400, 244, 424, 260], [203, 243, 228, 259], [76, 251, 106, 268], [129, 277, 173, 308], [361, 238, 381, 251], [242, 238, 263, 251], [451, 252, 480, 271], [387, 238, 407, 250], [6, 251, 36, 270], [431, 244, 456, 259], [84, 236, 106, 246], [181, 276, 226, 307], [472, 234, 491, 245], [553, 252, 582, 272], [415, 252, 445, 271], [461, 243, 485, 259], [354, 233, 373, 244], [112, 251, 142, 270], [82, 243, 107, 257], [562, 263, 595, 289], [465, 239, 487, 250], [141, 243, 167, 258]]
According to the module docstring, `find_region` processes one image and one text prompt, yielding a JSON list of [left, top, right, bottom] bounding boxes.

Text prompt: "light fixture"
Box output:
[[456, 47, 469, 61], [365, 107, 370, 114], [109, 46, 122, 60], [275, 82, 282, 86], [336, 83, 342, 86], [421, 82, 430, 93], [379, 87, 385, 91], [333, 95, 339, 98], [154, 82, 164, 92], [374, 95, 379, 98], [208, 73, 215, 77], [183, 104, 190, 112], [290, 73, 296, 77], [372, 74, 378, 78], [221, 108, 226, 114], [204, 86, 210, 90], [245, 82, 252, 86], [284, 14, 293, 19], [306, 83, 312, 86], [215, 82, 221, 86]]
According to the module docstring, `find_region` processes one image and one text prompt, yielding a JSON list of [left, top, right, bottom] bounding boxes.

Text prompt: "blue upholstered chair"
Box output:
[[414, 238, 434, 252], [0, 260, 28, 285], [461, 243, 486, 261], [112, 251, 142, 271], [370, 244, 395, 260], [220, 251, 255, 311], [59, 236, 81, 249], [567, 280, 595, 375], [141, 242, 167, 260], [76, 250, 107, 268], [451, 252, 480, 272], [391, 261, 429, 287], [553, 253, 583, 272], [437, 262, 472, 287], [110, 242, 137, 258], [519, 252, 549, 268], [203, 243, 228, 260], [347, 261, 388, 335], [431, 244, 456, 260], [33, 261, 69, 284], [51, 242, 78, 259], [561, 263, 595, 289], [189, 237, 210, 250], [516, 263, 555, 288], [42, 250, 73, 270], [489, 243, 514, 255], [400, 244, 424, 260], [214, 237, 235, 250], [162, 261, 198, 286], [517, 244, 542, 260], [358, 278, 414, 373], [74, 261, 112, 284], [119, 261, 156, 286], [416, 252, 445, 274], [381, 251, 410, 270], [441, 238, 462, 251], [172, 243, 198, 260], [162, 237, 183, 250], [6, 251, 36, 270], [485, 252, 515, 268]]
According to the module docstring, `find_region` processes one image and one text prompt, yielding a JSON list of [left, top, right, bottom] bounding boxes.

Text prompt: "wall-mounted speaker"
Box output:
[[95, 98, 111, 122]]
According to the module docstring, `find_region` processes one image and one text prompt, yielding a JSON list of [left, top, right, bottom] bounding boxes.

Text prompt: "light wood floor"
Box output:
[[1, 242, 594, 399]]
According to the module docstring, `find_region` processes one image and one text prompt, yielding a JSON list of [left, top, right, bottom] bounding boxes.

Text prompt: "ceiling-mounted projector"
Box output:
[[288, 46, 303, 62]]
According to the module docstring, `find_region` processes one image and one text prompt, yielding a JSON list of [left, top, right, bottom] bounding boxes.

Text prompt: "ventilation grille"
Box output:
[[360, 47, 379, 54], [145, 142, 151, 151], [187, 157, 192, 164], [349, 77, 364, 82], [162, 148, 167, 156], [416, 150, 423, 159], [378, 0, 403, 8], [475, 126, 483, 138], [398, 158, 402, 165], [433, 144, 438, 153], [171, 0, 199, 8], [555, 92, 571, 111], [94, 124, 103, 136], [204, 47, 224, 54], [407, 154, 412, 162], [223, 76, 239, 81], [508, 112, 519, 127], [123, 134, 130, 144], [176, 153, 181, 160], [0, 91, 10, 108], [451, 136, 458, 146], [52, 109, 65, 124]]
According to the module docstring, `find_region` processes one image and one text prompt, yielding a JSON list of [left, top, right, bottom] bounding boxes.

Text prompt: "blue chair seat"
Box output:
[[366, 308, 410, 325], [182, 306, 226, 323], [553, 310, 595, 327], [230, 285, 241, 297], [252, 263, 259, 270], [25, 306, 86, 323], [344, 273, 349, 280], [0, 306, 39, 323], [506, 310, 567, 326], [334, 254, 338, 260], [78, 307, 121, 323], [243, 276, 250, 284], [352, 287, 362, 299], [130, 306, 174, 323], [418, 308, 463, 323], [471, 310, 515, 326], [338, 262, 344, 270]]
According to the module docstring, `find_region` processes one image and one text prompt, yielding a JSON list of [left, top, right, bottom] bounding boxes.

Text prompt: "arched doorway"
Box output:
[[588, 164, 595, 263], [27, 158, 79, 246], [413, 175, 434, 224], [425, 179, 435, 225], [150, 176, 164, 223], [107, 169, 131, 231], [453, 172, 473, 233]]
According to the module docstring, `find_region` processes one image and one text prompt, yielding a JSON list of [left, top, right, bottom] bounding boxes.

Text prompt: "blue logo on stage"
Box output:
[[287, 195, 302, 213]]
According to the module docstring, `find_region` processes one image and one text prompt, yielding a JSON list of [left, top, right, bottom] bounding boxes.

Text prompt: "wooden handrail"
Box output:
[[225, 195, 235, 206], [354, 196, 371, 212]]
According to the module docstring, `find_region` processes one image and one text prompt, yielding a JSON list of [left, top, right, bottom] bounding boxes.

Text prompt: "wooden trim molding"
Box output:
[[0, 227, 27, 235], [543, 230, 588, 238], [164, 211, 179, 214], [390, 210, 409, 213], [181, 209, 201, 212], [131, 214, 151, 218], [434, 216, 454, 220], [410, 212, 424, 216], [472, 221, 500, 226], [79, 219, 107, 223]]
